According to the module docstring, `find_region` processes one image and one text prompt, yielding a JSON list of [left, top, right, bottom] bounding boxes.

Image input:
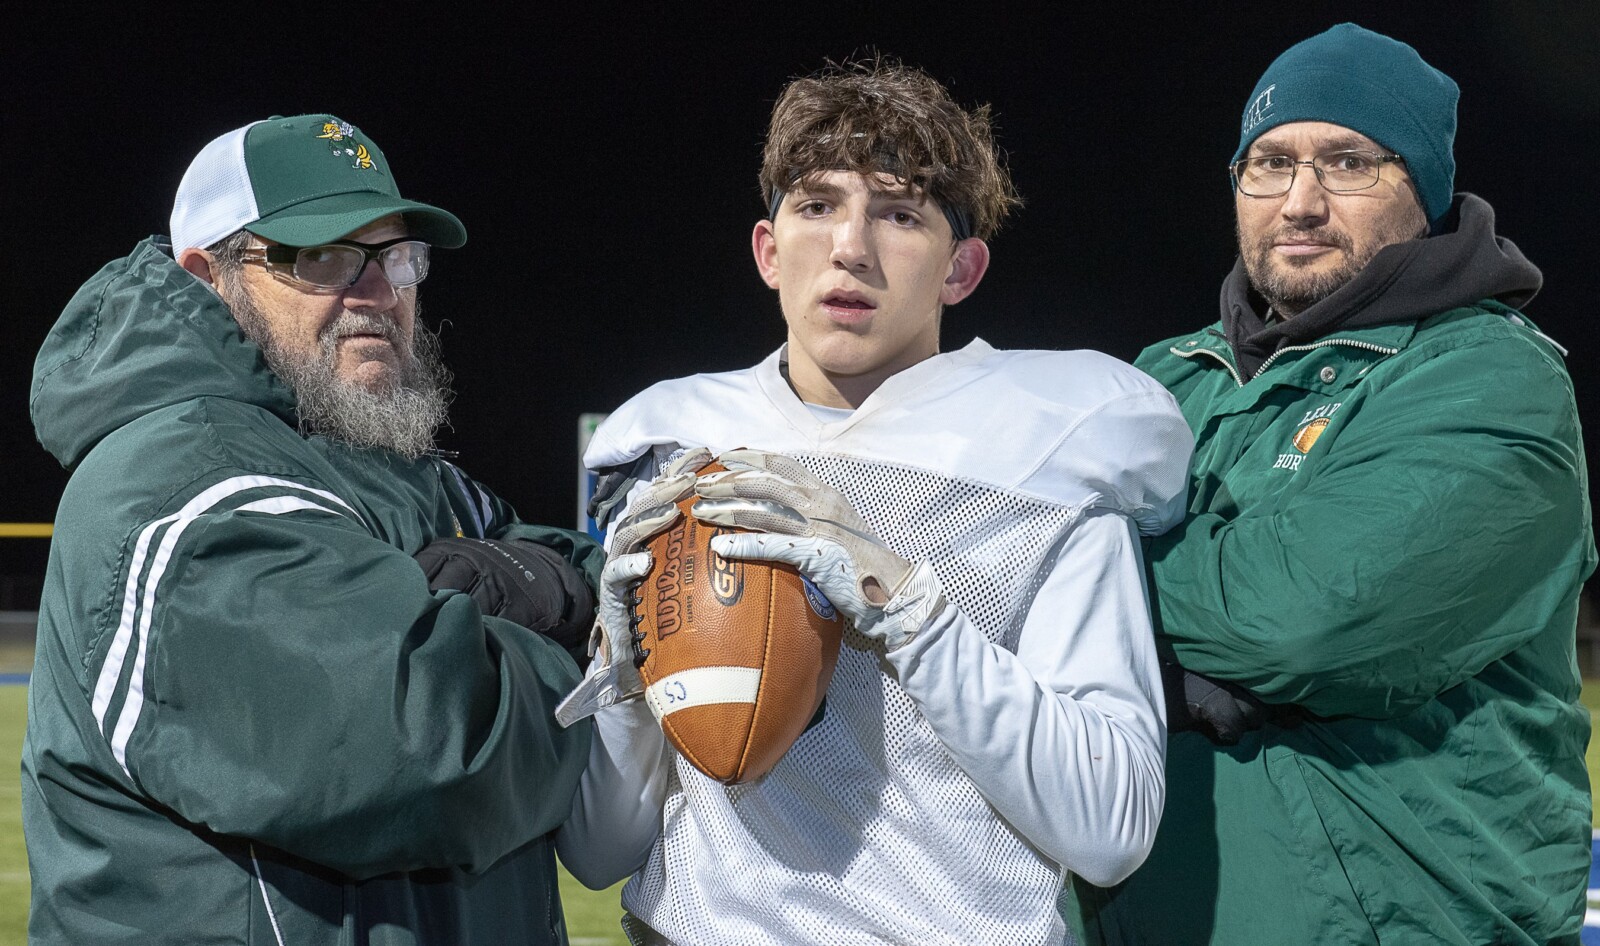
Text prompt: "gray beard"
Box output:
[[224, 286, 454, 459]]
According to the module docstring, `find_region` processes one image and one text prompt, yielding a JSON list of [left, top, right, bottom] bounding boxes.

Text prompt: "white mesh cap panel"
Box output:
[[169, 121, 266, 252], [624, 452, 1081, 946]]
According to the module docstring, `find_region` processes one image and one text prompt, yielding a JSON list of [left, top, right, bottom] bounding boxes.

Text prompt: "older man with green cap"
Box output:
[[1074, 24, 1594, 946], [25, 115, 603, 945]]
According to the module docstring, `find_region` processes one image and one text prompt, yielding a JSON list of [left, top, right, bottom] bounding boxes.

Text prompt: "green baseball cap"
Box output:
[[170, 114, 466, 252]]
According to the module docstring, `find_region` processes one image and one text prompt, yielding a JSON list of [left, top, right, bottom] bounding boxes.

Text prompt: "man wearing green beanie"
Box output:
[[1075, 23, 1594, 946]]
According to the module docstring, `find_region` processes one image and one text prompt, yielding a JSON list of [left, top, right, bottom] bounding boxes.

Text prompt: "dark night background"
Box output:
[[4, 4, 1597, 612]]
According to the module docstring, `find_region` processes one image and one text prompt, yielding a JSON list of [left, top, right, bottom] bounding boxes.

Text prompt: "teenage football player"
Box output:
[[556, 59, 1194, 945]]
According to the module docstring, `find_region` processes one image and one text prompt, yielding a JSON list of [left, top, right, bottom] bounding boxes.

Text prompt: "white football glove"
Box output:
[[691, 448, 945, 652], [555, 448, 713, 727]]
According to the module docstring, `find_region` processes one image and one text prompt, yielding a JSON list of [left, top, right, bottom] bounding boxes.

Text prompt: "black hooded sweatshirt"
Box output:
[[1222, 193, 1543, 379]]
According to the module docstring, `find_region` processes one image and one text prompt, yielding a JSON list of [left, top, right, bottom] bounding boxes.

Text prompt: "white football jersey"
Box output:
[[560, 339, 1193, 946]]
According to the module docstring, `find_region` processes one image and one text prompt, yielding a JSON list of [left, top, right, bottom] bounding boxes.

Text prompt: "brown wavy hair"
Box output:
[[760, 57, 1020, 241]]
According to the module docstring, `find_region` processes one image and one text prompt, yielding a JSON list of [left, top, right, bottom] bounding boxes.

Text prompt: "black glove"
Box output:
[[415, 537, 596, 666], [1162, 661, 1268, 746]]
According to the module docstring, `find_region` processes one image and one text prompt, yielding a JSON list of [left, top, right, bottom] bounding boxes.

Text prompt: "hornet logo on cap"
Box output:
[[316, 120, 375, 171]]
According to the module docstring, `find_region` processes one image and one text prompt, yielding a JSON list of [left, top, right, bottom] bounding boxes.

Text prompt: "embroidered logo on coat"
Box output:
[[316, 120, 375, 170], [1272, 402, 1342, 471], [1292, 418, 1331, 453]]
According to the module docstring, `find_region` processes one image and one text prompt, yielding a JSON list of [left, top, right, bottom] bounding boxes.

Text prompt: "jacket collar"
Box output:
[[1166, 319, 1417, 389], [1218, 194, 1538, 380]]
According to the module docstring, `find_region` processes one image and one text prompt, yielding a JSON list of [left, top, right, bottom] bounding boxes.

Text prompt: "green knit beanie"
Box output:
[[1232, 23, 1459, 226]]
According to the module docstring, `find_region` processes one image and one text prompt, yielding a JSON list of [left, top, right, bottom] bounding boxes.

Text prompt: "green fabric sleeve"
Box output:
[[1150, 333, 1589, 718], [116, 504, 592, 879]]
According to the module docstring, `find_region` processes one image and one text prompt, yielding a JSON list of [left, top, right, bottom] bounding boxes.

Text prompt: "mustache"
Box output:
[[321, 311, 404, 344], [1257, 225, 1354, 254]]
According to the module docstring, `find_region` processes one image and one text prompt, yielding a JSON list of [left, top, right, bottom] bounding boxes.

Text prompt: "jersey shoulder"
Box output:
[[585, 364, 770, 470], [977, 348, 1176, 411], [976, 349, 1193, 535]]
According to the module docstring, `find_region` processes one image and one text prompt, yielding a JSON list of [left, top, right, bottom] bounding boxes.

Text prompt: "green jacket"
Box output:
[[1079, 295, 1594, 944], [25, 237, 600, 945]]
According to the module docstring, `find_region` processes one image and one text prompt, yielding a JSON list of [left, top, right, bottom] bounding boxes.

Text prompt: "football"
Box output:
[[632, 460, 845, 784]]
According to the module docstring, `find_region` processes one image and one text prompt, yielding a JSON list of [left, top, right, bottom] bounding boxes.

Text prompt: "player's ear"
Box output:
[[752, 219, 781, 290], [178, 248, 219, 288], [940, 237, 990, 306]]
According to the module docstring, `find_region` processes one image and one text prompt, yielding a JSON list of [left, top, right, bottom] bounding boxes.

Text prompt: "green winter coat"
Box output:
[[25, 237, 600, 945], [1078, 241, 1594, 941]]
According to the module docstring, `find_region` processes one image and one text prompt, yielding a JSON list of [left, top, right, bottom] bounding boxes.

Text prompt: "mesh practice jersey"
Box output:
[[559, 339, 1193, 945]]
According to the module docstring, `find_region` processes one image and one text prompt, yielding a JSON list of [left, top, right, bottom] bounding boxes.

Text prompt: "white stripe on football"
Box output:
[[645, 666, 763, 719]]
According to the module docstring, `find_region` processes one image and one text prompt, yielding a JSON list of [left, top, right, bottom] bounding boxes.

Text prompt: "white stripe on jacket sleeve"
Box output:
[[93, 476, 362, 777]]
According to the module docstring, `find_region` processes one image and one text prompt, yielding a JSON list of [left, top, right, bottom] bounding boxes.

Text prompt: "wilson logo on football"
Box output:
[[1292, 417, 1331, 454], [709, 530, 744, 605], [652, 522, 687, 638], [627, 458, 845, 784]]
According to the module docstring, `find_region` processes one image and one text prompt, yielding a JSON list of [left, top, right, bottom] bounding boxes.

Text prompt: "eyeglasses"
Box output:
[[1230, 150, 1405, 198], [240, 237, 431, 291]]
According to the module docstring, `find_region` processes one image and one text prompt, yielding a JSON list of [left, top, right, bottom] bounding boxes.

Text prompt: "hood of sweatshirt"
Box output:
[[1222, 193, 1542, 378]]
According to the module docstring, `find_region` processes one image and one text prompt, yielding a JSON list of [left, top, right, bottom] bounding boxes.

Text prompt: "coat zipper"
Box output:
[[1170, 345, 1245, 387], [1172, 337, 1400, 388], [1256, 337, 1401, 374]]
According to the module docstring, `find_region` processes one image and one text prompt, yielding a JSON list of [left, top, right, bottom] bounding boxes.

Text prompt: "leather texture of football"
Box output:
[[632, 460, 845, 784]]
